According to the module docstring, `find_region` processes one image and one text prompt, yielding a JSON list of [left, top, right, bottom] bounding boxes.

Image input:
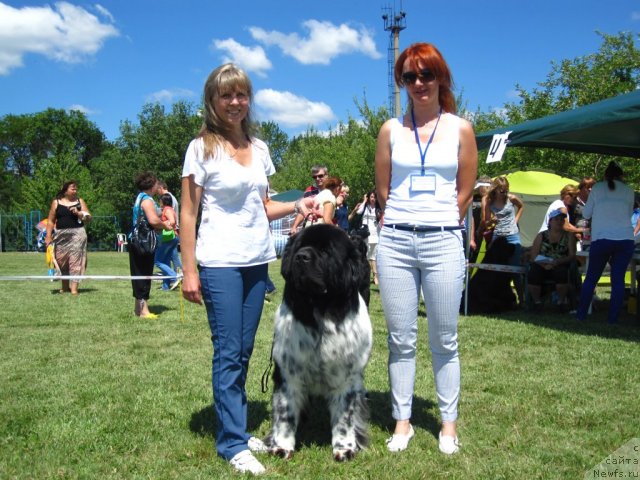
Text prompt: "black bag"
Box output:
[[130, 195, 157, 255], [349, 210, 370, 238], [349, 224, 370, 239]]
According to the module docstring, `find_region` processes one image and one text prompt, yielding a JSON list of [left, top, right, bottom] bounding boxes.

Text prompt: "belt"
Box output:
[[384, 224, 464, 232]]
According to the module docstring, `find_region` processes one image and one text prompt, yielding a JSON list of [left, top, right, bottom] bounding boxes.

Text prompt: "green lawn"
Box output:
[[1, 252, 638, 479]]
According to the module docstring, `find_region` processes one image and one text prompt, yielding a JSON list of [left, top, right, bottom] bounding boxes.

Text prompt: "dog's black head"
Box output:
[[281, 224, 369, 327]]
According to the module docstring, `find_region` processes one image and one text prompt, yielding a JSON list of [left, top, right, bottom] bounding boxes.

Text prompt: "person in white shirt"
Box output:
[[180, 63, 317, 475], [576, 161, 635, 324], [352, 191, 382, 284]]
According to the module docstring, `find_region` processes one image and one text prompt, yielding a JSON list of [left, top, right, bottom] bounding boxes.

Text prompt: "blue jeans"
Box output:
[[377, 227, 464, 423], [172, 238, 182, 272], [577, 239, 634, 324], [199, 263, 267, 460], [497, 232, 523, 299], [154, 237, 178, 289]]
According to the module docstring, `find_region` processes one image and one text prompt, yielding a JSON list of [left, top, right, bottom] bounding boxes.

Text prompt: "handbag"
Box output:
[[130, 194, 157, 255], [349, 224, 370, 239]]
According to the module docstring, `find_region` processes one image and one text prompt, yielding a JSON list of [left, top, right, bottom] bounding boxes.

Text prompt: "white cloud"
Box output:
[[146, 88, 196, 104], [0, 1, 119, 75], [255, 88, 335, 128], [632, 11, 640, 21], [212, 38, 272, 77], [506, 89, 521, 99], [68, 104, 99, 115], [249, 20, 381, 65], [95, 4, 115, 23]]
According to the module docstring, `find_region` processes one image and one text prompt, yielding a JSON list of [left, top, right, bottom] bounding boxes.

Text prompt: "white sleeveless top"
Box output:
[[384, 113, 461, 227]]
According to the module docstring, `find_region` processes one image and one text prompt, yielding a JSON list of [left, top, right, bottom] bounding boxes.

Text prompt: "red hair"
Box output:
[[394, 43, 456, 114]]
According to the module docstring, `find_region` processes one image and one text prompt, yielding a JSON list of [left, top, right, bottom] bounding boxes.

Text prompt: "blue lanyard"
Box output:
[[411, 108, 442, 176]]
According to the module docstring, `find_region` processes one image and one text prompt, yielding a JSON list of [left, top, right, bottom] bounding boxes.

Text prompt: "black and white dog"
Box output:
[[265, 224, 372, 461]]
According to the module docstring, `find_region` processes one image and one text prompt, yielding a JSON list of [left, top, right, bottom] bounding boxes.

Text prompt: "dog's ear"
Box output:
[[349, 234, 368, 262], [280, 233, 298, 279]]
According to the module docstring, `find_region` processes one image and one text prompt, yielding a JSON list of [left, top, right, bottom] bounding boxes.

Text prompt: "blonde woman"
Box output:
[[180, 63, 317, 475]]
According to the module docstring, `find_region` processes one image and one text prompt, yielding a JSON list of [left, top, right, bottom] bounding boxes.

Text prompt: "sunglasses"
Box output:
[[312, 174, 325, 179], [401, 68, 436, 85]]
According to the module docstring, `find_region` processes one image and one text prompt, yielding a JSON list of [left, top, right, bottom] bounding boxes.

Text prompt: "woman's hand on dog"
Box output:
[[298, 197, 321, 221], [181, 270, 202, 304]]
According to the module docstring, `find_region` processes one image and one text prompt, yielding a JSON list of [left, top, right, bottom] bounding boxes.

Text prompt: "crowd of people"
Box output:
[[40, 47, 637, 476], [468, 161, 637, 324]]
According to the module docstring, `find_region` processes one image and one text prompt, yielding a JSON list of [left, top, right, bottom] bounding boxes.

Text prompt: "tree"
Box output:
[[105, 100, 201, 220], [13, 153, 95, 215], [0, 109, 106, 178], [474, 31, 640, 184], [257, 121, 289, 168], [270, 97, 388, 204]]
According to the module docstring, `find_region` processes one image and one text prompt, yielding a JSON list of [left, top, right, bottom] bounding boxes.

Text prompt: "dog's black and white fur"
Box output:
[[265, 224, 372, 461]]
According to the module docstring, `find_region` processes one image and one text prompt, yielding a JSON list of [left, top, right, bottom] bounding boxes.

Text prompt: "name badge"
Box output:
[[410, 174, 436, 193]]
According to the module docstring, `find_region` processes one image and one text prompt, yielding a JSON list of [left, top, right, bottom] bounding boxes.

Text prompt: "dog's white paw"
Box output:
[[269, 447, 294, 460], [333, 448, 357, 462]]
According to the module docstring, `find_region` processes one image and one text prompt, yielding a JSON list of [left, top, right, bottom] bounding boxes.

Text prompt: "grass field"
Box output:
[[1, 252, 639, 479]]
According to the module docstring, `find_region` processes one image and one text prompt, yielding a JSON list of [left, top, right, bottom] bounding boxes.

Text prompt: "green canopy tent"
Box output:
[[270, 189, 304, 202], [476, 90, 640, 158]]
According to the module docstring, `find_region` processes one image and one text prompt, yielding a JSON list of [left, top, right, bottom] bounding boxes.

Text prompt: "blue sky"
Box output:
[[0, 0, 638, 141]]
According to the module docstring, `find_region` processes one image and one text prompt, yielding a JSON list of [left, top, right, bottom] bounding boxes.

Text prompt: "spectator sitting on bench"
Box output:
[[528, 208, 576, 313]]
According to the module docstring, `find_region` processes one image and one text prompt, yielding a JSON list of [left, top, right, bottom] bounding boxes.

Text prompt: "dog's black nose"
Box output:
[[295, 250, 312, 264]]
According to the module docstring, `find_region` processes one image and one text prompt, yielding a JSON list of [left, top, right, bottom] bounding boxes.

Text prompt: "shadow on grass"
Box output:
[[189, 400, 270, 439], [50, 287, 100, 295], [474, 299, 640, 343], [189, 392, 441, 446]]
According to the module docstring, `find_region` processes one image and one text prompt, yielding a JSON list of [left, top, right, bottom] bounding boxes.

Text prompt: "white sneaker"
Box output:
[[386, 424, 415, 452], [438, 432, 460, 455], [248, 436, 268, 453], [229, 450, 265, 475]]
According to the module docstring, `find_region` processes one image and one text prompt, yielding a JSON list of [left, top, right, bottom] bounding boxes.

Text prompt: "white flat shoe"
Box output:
[[386, 424, 415, 452], [439, 432, 460, 454]]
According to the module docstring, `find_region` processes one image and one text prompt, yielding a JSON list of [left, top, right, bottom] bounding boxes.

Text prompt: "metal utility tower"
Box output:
[[382, 5, 406, 117]]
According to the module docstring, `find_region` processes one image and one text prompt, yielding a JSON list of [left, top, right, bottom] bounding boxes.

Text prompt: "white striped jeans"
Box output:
[[377, 227, 464, 423]]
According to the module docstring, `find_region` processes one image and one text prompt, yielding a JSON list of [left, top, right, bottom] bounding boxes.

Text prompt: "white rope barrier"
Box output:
[[467, 263, 527, 274], [0, 274, 183, 281]]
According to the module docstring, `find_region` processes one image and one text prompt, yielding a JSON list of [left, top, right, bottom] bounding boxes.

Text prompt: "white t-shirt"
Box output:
[[539, 199, 566, 233], [181, 137, 276, 267], [583, 180, 634, 242], [314, 188, 336, 224], [357, 203, 380, 243]]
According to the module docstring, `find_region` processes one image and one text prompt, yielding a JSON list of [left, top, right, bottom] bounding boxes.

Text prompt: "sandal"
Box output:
[[386, 424, 414, 452]]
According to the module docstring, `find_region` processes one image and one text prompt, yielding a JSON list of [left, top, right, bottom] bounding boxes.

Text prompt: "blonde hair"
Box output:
[[198, 63, 256, 160], [560, 184, 579, 198], [487, 176, 509, 202]]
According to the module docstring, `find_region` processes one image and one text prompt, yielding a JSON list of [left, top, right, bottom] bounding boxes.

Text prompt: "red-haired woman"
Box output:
[[375, 43, 477, 455]]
